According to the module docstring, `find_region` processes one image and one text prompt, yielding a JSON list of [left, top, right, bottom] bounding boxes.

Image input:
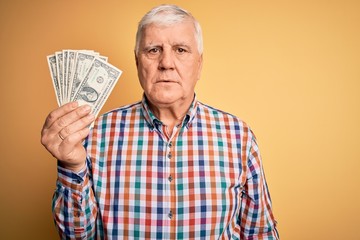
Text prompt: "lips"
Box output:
[[156, 79, 177, 83]]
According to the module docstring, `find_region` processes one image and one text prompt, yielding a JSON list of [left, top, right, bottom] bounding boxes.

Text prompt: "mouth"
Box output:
[[156, 79, 177, 83]]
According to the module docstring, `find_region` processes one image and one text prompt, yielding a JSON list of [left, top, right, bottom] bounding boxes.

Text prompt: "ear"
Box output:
[[134, 50, 139, 68], [197, 54, 203, 80]]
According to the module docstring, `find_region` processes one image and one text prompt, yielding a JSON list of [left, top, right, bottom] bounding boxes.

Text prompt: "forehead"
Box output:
[[141, 21, 197, 45]]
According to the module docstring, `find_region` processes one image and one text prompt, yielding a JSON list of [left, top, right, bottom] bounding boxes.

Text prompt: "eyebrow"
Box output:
[[142, 43, 192, 51], [173, 43, 191, 49]]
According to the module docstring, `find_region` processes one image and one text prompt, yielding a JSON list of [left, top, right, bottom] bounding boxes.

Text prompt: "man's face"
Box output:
[[136, 20, 203, 107]]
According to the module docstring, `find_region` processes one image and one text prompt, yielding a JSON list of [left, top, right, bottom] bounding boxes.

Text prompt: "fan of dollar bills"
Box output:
[[47, 50, 122, 118]]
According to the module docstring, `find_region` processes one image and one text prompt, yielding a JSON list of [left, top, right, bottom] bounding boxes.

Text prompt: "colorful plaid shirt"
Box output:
[[53, 96, 279, 239]]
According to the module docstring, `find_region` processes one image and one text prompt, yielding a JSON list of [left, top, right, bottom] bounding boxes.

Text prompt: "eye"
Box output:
[[148, 47, 161, 54], [176, 47, 187, 54]]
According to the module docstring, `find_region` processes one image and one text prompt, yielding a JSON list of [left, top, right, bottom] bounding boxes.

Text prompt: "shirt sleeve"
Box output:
[[238, 136, 279, 239], [52, 158, 97, 239]]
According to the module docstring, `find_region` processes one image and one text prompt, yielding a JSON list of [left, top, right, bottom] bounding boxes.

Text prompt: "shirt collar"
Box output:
[[141, 94, 198, 130]]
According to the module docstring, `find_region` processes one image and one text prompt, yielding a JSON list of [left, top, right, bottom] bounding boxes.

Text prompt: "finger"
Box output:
[[58, 113, 95, 140], [43, 120, 91, 162], [45, 106, 91, 147], [58, 127, 91, 160], [43, 102, 79, 129], [41, 103, 92, 147], [61, 127, 91, 147], [51, 104, 92, 132]]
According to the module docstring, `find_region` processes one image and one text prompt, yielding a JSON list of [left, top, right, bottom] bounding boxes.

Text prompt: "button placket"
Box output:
[[166, 139, 175, 221], [166, 129, 179, 224], [166, 140, 173, 183]]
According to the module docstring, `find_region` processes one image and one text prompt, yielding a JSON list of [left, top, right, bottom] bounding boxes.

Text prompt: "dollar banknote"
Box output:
[[63, 50, 69, 102], [69, 51, 99, 103], [72, 58, 122, 117], [65, 50, 76, 103], [46, 49, 122, 120], [55, 51, 64, 103], [46, 55, 62, 106]]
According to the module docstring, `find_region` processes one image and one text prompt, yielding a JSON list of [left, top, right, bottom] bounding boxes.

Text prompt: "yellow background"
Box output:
[[1, 0, 359, 239]]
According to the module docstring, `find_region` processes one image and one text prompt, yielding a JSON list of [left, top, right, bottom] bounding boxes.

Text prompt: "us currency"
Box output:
[[55, 51, 64, 103], [46, 55, 61, 106], [65, 50, 76, 103], [72, 58, 122, 118], [99, 55, 108, 62], [63, 50, 69, 102], [46, 49, 122, 120], [69, 51, 99, 102]]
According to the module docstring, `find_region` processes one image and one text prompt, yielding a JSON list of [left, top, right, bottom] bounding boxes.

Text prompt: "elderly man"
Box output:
[[41, 4, 279, 239]]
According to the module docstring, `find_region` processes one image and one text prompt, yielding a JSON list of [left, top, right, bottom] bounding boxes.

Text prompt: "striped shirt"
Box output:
[[53, 96, 279, 239]]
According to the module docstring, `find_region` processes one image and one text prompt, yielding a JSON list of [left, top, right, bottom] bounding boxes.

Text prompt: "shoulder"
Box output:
[[196, 101, 251, 130], [195, 101, 257, 146]]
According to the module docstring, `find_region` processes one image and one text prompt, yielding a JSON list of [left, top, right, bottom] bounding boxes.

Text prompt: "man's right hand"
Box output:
[[41, 101, 95, 172]]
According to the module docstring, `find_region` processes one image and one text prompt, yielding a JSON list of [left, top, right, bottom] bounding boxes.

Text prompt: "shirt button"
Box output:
[[168, 210, 173, 219], [169, 141, 172, 148], [168, 174, 173, 182], [167, 152, 172, 159]]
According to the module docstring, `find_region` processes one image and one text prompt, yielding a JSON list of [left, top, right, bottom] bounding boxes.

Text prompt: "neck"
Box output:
[[147, 97, 193, 130]]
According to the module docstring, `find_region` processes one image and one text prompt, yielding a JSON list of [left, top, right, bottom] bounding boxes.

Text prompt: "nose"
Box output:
[[158, 48, 175, 71]]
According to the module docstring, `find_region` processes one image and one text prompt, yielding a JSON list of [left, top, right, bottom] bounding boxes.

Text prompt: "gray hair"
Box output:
[[135, 4, 203, 56]]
